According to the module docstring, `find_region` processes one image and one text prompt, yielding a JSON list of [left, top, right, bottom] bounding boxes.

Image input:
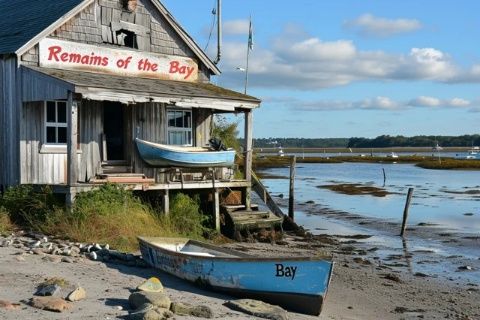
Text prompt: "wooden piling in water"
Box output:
[[288, 156, 296, 220], [382, 168, 386, 185], [400, 187, 414, 237]]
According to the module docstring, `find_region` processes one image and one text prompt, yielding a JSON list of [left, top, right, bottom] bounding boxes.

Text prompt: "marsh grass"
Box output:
[[0, 184, 211, 252], [317, 183, 392, 197], [0, 207, 13, 234], [417, 158, 480, 170]]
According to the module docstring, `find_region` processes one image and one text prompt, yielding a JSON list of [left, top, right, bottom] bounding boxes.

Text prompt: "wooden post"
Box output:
[[213, 189, 220, 231], [400, 187, 414, 237], [162, 190, 169, 215], [288, 156, 296, 220], [67, 91, 78, 186], [243, 110, 253, 210], [382, 168, 386, 185]]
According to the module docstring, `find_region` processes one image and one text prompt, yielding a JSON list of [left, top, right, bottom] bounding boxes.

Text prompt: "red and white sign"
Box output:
[[39, 38, 198, 82]]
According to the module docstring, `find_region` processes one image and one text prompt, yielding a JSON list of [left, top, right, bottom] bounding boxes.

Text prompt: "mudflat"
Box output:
[[0, 231, 478, 320]]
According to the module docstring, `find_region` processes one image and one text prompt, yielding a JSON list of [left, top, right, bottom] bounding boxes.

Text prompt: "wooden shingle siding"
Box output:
[[19, 0, 210, 81], [0, 57, 20, 187]]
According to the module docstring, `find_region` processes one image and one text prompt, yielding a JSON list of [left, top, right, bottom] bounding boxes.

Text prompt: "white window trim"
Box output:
[[167, 108, 193, 146], [44, 100, 67, 146]]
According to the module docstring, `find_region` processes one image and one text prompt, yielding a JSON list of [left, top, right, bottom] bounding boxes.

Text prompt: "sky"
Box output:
[[161, 0, 480, 139]]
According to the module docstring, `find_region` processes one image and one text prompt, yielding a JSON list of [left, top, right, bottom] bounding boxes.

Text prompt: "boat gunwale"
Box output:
[[138, 236, 333, 262], [135, 138, 236, 156]]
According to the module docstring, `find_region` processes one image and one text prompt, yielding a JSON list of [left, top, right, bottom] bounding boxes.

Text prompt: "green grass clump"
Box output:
[[0, 207, 14, 234]]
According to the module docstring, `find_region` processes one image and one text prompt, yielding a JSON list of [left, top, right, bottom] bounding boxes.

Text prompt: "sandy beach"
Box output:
[[0, 229, 478, 320]]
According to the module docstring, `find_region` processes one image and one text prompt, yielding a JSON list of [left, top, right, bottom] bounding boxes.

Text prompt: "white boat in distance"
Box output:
[[455, 146, 480, 160], [386, 152, 399, 159]]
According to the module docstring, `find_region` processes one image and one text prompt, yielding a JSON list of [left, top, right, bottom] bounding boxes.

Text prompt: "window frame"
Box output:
[[167, 109, 193, 146], [44, 100, 68, 146]]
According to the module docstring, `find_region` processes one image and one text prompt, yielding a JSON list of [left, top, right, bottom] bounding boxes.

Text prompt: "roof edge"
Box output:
[[15, 0, 95, 57], [150, 0, 221, 76]]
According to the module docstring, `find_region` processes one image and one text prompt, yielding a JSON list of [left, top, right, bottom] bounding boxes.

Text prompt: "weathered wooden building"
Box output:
[[0, 0, 260, 228]]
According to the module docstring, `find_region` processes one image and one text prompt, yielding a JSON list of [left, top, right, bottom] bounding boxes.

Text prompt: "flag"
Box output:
[[247, 17, 253, 50]]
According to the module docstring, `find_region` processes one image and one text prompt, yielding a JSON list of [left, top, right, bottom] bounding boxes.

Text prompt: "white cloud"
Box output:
[[263, 95, 474, 112], [223, 19, 250, 35], [449, 98, 470, 107], [408, 96, 441, 107], [217, 24, 480, 90], [356, 96, 399, 110], [345, 14, 422, 37]]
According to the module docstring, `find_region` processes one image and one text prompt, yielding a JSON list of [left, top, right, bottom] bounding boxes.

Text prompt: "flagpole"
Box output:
[[244, 16, 252, 95]]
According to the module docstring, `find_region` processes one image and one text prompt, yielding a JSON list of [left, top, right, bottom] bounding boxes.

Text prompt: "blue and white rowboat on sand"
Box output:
[[135, 138, 236, 167], [138, 236, 333, 316]]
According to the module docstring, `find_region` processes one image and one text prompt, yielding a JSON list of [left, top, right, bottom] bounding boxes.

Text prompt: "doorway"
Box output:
[[103, 101, 125, 161]]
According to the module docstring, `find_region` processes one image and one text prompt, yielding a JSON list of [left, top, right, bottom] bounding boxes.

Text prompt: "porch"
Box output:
[[20, 66, 259, 230]]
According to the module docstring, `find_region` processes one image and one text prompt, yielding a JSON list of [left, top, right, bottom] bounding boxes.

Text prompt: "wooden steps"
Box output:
[[221, 204, 283, 235]]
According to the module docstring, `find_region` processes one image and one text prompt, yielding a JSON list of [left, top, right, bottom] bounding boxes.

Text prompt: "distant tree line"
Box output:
[[245, 135, 480, 148], [251, 138, 350, 148]]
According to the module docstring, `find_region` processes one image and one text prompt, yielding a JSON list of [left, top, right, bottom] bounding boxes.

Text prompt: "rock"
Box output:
[[382, 273, 402, 283], [458, 265, 473, 271], [32, 248, 45, 255], [171, 302, 213, 318], [61, 257, 74, 263], [93, 243, 102, 251], [15, 255, 26, 262], [0, 299, 20, 310], [137, 277, 164, 293], [129, 292, 171, 310], [414, 272, 430, 277], [89, 251, 98, 260], [35, 284, 62, 296], [30, 296, 70, 312], [224, 299, 288, 320], [129, 304, 173, 320], [104, 244, 110, 250], [30, 240, 41, 248], [43, 255, 62, 263], [353, 257, 372, 265], [66, 286, 86, 302]]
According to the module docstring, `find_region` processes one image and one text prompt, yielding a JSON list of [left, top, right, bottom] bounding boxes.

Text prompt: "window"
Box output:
[[167, 109, 192, 146], [116, 29, 138, 49], [45, 101, 67, 144]]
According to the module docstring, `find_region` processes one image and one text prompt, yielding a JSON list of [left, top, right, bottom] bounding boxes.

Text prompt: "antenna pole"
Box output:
[[244, 16, 251, 94], [214, 0, 222, 64]]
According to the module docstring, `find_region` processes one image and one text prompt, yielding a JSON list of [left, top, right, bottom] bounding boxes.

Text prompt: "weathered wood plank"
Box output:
[[67, 92, 79, 185]]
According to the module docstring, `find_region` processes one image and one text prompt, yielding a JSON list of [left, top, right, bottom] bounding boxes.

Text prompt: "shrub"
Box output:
[[0, 185, 61, 231], [212, 115, 241, 152], [167, 193, 208, 239]]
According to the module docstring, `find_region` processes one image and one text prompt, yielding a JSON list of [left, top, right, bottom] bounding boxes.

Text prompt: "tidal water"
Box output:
[[260, 163, 480, 283], [261, 162, 480, 233]]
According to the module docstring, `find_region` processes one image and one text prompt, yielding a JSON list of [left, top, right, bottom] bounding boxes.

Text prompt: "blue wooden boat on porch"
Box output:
[[135, 138, 236, 167], [138, 236, 333, 316]]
